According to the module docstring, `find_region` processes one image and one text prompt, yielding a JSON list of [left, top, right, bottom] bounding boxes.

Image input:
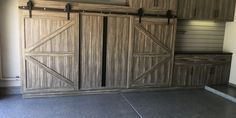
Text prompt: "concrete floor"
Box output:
[[0, 89, 236, 118], [210, 85, 236, 98]]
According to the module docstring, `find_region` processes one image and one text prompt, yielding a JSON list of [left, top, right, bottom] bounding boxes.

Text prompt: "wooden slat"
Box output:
[[26, 21, 75, 52], [25, 52, 74, 56], [126, 16, 134, 88], [176, 20, 226, 52], [133, 53, 170, 57], [80, 14, 103, 90], [133, 57, 170, 83], [135, 23, 170, 53], [106, 16, 130, 88], [26, 56, 74, 87]]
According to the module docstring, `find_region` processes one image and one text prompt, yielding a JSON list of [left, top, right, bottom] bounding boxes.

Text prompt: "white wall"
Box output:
[[0, 0, 21, 86], [224, 6, 236, 85]]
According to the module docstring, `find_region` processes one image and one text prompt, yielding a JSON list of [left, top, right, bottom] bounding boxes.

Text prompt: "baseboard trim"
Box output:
[[0, 79, 21, 87]]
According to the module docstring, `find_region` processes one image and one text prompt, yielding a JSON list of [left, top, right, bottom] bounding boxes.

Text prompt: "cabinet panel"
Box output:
[[106, 16, 131, 88], [206, 64, 232, 85], [129, 18, 176, 88], [80, 14, 131, 90], [217, 0, 236, 21], [173, 54, 232, 87], [129, 0, 177, 11], [21, 11, 79, 93], [173, 64, 207, 87], [195, 0, 216, 19], [80, 14, 103, 90], [177, 0, 196, 19], [177, 0, 236, 21]]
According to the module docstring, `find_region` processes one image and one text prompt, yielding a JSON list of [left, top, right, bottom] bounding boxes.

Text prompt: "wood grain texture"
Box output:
[[80, 14, 103, 90], [130, 17, 176, 88], [19, 0, 174, 16], [129, 0, 177, 11], [173, 54, 232, 87], [21, 11, 79, 93], [106, 16, 131, 88], [217, 0, 236, 21], [177, 0, 197, 19], [177, 0, 236, 21]]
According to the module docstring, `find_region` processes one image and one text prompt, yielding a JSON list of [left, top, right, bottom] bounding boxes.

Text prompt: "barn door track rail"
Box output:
[[19, 1, 176, 23]]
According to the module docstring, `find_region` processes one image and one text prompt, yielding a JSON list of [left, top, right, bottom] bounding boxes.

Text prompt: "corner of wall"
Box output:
[[223, 5, 236, 85]]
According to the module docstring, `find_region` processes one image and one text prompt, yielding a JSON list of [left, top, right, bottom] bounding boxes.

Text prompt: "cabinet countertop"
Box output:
[[175, 51, 233, 55]]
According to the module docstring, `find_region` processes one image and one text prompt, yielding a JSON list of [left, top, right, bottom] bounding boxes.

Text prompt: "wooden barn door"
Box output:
[[21, 11, 79, 93], [80, 13, 131, 90], [128, 17, 176, 88]]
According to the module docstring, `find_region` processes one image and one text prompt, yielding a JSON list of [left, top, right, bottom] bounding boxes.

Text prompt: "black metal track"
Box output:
[[101, 16, 108, 87], [18, 6, 176, 19]]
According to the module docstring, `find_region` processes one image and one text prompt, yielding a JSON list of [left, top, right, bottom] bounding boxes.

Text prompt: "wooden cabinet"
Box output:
[[19, 5, 177, 97], [129, 0, 177, 11], [217, 0, 236, 21], [177, 0, 236, 21], [129, 17, 176, 88], [172, 54, 232, 87]]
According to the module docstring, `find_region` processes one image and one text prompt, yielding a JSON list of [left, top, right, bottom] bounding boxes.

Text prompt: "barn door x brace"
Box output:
[[19, 0, 176, 24]]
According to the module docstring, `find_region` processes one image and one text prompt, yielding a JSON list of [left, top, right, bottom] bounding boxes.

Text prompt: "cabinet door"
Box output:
[[172, 64, 193, 87], [129, 17, 176, 88], [206, 64, 231, 85], [195, 0, 216, 19], [106, 16, 131, 88], [80, 14, 103, 90], [129, 0, 177, 11], [21, 11, 79, 93], [217, 0, 236, 21], [177, 0, 197, 19], [80, 13, 131, 90], [178, 0, 217, 20], [173, 64, 207, 87]]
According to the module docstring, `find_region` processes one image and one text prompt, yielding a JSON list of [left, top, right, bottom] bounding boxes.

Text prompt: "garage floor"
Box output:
[[0, 89, 236, 118]]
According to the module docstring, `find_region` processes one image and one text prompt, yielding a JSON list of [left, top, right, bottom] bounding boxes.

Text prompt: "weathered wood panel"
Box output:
[[205, 64, 232, 85], [129, 0, 177, 11], [19, 0, 171, 16], [217, 0, 236, 21], [177, 0, 197, 19], [106, 16, 131, 88], [177, 0, 236, 21], [80, 14, 103, 90], [173, 54, 232, 87], [21, 11, 79, 93], [129, 17, 176, 88]]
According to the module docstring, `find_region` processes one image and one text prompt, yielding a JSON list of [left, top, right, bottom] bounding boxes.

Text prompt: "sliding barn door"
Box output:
[[129, 17, 176, 88], [80, 13, 131, 90], [80, 14, 103, 90], [21, 11, 79, 93]]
